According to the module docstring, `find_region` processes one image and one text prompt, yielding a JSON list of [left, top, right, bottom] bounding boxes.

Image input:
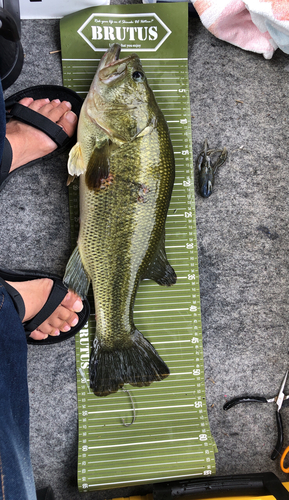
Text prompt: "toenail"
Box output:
[[71, 317, 79, 327], [62, 325, 71, 332], [73, 298, 83, 312], [53, 99, 61, 104], [66, 111, 77, 123], [52, 330, 60, 336], [64, 100, 72, 109]]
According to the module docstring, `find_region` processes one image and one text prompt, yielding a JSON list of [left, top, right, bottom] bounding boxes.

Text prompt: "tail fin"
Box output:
[[90, 330, 169, 397]]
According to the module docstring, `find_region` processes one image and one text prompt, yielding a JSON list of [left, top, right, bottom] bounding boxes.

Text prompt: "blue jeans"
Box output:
[[0, 286, 36, 500], [0, 80, 5, 161], [0, 85, 37, 500]]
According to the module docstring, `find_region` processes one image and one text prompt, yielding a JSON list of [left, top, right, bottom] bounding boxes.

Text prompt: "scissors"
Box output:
[[223, 370, 289, 462]]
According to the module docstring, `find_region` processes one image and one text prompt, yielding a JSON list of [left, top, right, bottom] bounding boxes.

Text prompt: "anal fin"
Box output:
[[143, 227, 177, 286]]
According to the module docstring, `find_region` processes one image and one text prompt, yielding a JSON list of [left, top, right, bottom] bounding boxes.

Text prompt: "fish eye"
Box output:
[[132, 71, 145, 82]]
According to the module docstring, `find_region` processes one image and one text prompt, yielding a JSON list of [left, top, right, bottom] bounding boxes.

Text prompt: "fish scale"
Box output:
[[64, 44, 177, 397], [79, 125, 174, 342]]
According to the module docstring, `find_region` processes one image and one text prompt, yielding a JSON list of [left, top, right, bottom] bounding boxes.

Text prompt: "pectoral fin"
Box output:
[[142, 227, 177, 286], [68, 142, 86, 177], [135, 116, 156, 139], [85, 141, 111, 191], [135, 125, 154, 138]]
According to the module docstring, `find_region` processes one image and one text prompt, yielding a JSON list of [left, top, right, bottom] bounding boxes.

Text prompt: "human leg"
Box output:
[[0, 283, 36, 500], [0, 80, 5, 161]]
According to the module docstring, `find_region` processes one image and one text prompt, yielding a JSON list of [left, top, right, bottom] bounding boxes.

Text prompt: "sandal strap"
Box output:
[[0, 137, 12, 185], [8, 103, 70, 147], [0, 276, 25, 320], [24, 279, 68, 333]]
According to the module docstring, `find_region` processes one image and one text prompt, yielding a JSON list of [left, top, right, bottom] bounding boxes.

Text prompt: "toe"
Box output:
[[33, 99, 71, 120], [57, 109, 78, 137], [18, 97, 34, 107], [29, 330, 49, 341], [26, 98, 51, 111], [51, 305, 80, 331], [62, 291, 83, 312]]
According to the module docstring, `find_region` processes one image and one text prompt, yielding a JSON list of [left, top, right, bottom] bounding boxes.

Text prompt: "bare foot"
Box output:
[[6, 97, 77, 172], [7, 278, 83, 341]]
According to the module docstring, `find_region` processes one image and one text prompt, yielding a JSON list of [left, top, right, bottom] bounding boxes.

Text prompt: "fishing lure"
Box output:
[[196, 139, 228, 198]]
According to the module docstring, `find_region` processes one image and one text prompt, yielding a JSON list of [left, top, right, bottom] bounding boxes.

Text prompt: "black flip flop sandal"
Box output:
[[0, 84, 83, 191], [0, 268, 90, 345]]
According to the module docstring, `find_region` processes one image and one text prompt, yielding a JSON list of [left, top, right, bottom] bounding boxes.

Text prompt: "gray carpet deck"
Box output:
[[1, 3, 289, 498]]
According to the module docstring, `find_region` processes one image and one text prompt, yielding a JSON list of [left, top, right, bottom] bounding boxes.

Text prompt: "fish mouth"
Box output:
[[97, 43, 136, 83], [98, 43, 121, 71]]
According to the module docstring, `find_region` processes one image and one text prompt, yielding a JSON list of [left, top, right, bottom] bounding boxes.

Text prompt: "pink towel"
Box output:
[[192, 0, 289, 59]]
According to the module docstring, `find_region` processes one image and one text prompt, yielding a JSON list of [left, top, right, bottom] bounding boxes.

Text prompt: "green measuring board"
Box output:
[[60, 3, 217, 492]]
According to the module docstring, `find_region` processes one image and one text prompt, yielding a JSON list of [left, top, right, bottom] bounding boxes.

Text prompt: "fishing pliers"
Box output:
[[223, 370, 289, 460]]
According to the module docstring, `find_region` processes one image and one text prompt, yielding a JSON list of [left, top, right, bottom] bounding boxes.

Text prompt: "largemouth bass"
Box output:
[[64, 44, 176, 397]]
